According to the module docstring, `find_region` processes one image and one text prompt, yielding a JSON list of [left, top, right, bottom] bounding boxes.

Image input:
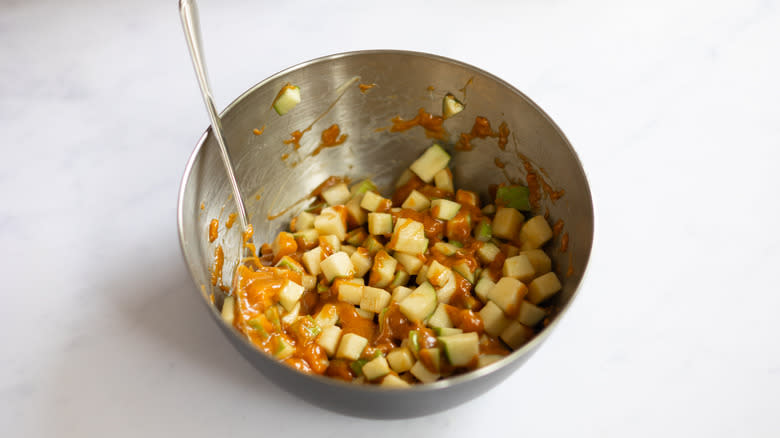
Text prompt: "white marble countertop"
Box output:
[[2, 0, 779, 436]]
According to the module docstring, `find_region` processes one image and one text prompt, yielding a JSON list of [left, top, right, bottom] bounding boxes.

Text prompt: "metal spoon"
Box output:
[[179, 0, 249, 233]]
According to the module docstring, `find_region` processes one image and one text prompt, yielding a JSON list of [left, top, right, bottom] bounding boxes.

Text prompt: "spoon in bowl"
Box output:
[[179, 0, 249, 234]]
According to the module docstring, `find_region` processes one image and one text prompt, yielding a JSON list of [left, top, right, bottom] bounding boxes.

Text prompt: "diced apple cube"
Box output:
[[477, 242, 501, 263], [271, 334, 296, 360], [360, 286, 392, 314], [292, 211, 315, 231], [502, 254, 535, 283], [492, 207, 524, 240], [427, 303, 453, 328], [389, 269, 409, 289], [519, 215, 554, 249], [432, 242, 459, 257], [394, 252, 424, 275], [368, 212, 393, 235], [409, 144, 451, 183], [356, 308, 374, 319], [314, 206, 347, 241], [439, 332, 479, 367], [271, 231, 298, 263], [433, 168, 454, 193], [398, 282, 438, 322], [319, 234, 341, 254], [435, 327, 463, 336], [221, 296, 235, 325], [519, 249, 552, 277], [479, 300, 511, 336], [395, 169, 415, 189], [278, 279, 305, 311], [335, 333, 368, 360], [301, 246, 322, 276], [348, 180, 376, 200], [487, 277, 527, 317], [280, 301, 300, 326], [337, 281, 363, 306], [314, 303, 339, 328], [276, 256, 304, 274], [401, 190, 431, 212], [316, 325, 342, 357], [302, 274, 316, 291], [527, 272, 562, 304], [389, 218, 427, 255], [340, 245, 357, 256], [386, 347, 415, 373], [391, 286, 413, 302], [360, 191, 388, 212], [416, 263, 429, 285], [350, 248, 372, 278], [320, 251, 355, 282], [293, 228, 320, 249], [361, 355, 391, 381], [345, 228, 368, 246], [381, 374, 410, 388], [452, 259, 475, 284], [435, 273, 456, 304], [455, 190, 480, 208], [321, 183, 351, 206], [517, 300, 546, 326], [426, 260, 452, 287], [500, 321, 535, 349], [474, 277, 495, 302], [410, 360, 440, 383], [430, 198, 461, 220], [477, 354, 504, 368], [368, 250, 397, 288], [345, 197, 367, 226]]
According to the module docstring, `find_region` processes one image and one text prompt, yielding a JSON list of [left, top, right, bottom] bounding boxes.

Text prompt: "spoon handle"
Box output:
[[179, 0, 249, 232]]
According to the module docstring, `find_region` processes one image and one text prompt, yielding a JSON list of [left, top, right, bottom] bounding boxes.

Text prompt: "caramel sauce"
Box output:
[[445, 306, 484, 334], [211, 245, 224, 286], [311, 124, 347, 157], [208, 219, 219, 242], [518, 154, 565, 208], [358, 83, 376, 93], [494, 157, 506, 168], [560, 232, 569, 253], [522, 160, 542, 209], [281, 153, 289, 160], [376, 302, 413, 346], [455, 116, 511, 152], [390, 108, 447, 140], [497, 121, 509, 150], [200, 202, 205, 210], [253, 126, 265, 136], [426, 85, 435, 92], [458, 76, 474, 98], [541, 177, 566, 201], [283, 130, 305, 150], [225, 213, 237, 229], [480, 335, 510, 356], [552, 219, 564, 238]]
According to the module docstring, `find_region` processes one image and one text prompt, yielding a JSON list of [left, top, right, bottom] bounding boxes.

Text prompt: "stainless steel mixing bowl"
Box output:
[[177, 50, 594, 418]]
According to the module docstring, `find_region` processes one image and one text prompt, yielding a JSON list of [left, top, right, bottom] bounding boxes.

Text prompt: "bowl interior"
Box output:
[[178, 50, 593, 408]]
